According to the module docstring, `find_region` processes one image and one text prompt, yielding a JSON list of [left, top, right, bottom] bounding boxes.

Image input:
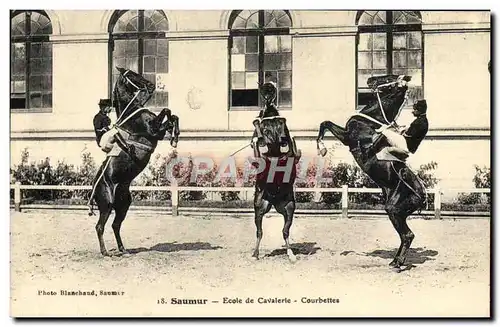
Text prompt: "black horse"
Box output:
[[251, 96, 301, 262], [89, 67, 180, 256], [316, 74, 426, 269]]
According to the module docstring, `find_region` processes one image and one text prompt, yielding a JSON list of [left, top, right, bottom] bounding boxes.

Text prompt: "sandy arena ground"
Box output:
[[10, 209, 490, 318]]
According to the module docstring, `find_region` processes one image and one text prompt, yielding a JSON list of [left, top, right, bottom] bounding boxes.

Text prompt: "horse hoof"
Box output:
[[251, 253, 259, 260], [288, 255, 297, 263], [101, 251, 110, 257], [319, 148, 327, 157]]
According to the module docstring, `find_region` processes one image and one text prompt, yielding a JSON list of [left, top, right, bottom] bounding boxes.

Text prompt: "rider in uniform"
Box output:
[[93, 98, 133, 154], [375, 99, 429, 156]]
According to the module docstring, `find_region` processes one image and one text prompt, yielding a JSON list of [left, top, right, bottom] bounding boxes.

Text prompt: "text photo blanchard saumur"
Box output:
[[9, 9, 491, 318]]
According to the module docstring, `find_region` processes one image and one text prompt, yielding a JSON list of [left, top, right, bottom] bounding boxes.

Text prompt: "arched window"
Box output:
[[10, 10, 53, 110], [109, 10, 169, 108], [356, 11, 423, 109], [229, 10, 292, 109]]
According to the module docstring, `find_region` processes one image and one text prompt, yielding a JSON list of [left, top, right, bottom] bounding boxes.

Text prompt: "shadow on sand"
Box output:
[[265, 242, 321, 258], [364, 247, 438, 265], [128, 242, 223, 254]]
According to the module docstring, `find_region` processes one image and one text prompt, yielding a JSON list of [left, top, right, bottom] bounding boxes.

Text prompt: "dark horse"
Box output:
[[251, 88, 301, 262], [89, 67, 180, 256], [316, 74, 426, 270]]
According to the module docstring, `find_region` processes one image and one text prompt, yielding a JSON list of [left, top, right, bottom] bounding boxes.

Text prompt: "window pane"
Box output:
[[231, 54, 245, 72], [373, 33, 386, 50], [30, 59, 42, 74], [30, 43, 42, 57], [407, 51, 422, 68], [407, 69, 422, 86], [280, 53, 292, 70], [232, 36, 245, 54], [157, 57, 168, 73], [246, 72, 258, 89], [157, 39, 168, 56], [30, 76, 42, 92], [143, 73, 155, 85], [14, 80, 26, 94], [264, 35, 278, 53], [156, 91, 168, 107], [246, 36, 258, 53], [144, 56, 156, 73], [393, 51, 407, 68], [231, 72, 245, 89], [372, 69, 387, 76], [358, 52, 372, 69], [42, 93, 52, 108], [358, 34, 372, 51], [127, 40, 138, 55], [113, 40, 126, 57], [358, 70, 372, 88], [278, 71, 291, 88], [408, 32, 422, 49], [264, 54, 279, 70], [144, 39, 157, 55], [393, 33, 407, 49], [41, 75, 52, 91], [278, 89, 292, 107], [373, 52, 387, 69], [30, 92, 42, 108], [245, 54, 258, 71], [125, 57, 139, 72], [232, 89, 259, 107], [42, 43, 52, 57], [264, 71, 277, 83], [13, 43, 26, 60], [41, 58, 51, 73], [279, 36, 291, 52], [13, 58, 25, 75]]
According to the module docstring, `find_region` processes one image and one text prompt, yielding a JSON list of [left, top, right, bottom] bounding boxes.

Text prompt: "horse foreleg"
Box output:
[[170, 115, 180, 148], [317, 121, 348, 156], [112, 183, 132, 254], [252, 189, 272, 260], [275, 198, 297, 263], [94, 180, 114, 256]]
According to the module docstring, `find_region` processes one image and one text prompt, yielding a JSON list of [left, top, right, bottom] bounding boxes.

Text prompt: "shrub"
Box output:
[[473, 165, 491, 204]]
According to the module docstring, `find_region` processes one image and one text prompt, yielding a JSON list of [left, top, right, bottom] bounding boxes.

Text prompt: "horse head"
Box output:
[[361, 74, 411, 125], [112, 67, 179, 147], [113, 67, 156, 119]]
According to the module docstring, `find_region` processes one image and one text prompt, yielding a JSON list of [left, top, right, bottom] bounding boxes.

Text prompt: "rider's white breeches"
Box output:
[[381, 129, 409, 152]]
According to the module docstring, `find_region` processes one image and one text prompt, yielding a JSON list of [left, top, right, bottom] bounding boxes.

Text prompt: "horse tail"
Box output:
[[391, 162, 426, 213]]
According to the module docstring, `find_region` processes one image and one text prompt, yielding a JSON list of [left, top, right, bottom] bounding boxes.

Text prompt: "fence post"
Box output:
[[434, 187, 441, 220], [341, 185, 348, 219], [14, 182, 21, 212], [171, 179, 179, 217]]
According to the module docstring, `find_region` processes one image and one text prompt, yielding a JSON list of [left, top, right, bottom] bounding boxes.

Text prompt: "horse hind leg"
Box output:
[[112, 183, 132, 254], [386, 195, 415, 269], [252, 189, 272, 260], [275, 198, 297, 263], [94, 178, 114, 256]]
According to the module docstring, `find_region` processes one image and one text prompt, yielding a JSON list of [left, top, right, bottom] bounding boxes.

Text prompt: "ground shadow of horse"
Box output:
[[127, 242, 223, 254], [364, 247, 438, 265], [265, 242, 321, 258]]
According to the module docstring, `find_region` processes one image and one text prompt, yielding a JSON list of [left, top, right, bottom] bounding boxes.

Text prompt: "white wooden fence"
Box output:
[[10, 182, 490, 219]]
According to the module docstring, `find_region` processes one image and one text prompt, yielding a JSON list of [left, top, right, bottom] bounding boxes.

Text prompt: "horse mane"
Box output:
[[358, 86, 407, 123]]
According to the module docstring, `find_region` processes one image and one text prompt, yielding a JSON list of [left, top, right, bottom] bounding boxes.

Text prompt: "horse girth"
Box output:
[[116, 128, 155, 153]]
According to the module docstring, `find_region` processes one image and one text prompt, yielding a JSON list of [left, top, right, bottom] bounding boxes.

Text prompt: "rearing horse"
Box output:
[[316, 74, 426, 270], [89, 67, 180, 256]]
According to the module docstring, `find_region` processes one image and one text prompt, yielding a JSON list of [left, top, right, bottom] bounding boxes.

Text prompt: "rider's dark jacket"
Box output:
[[93, 111, 111, 145], [403, 114, 428, 153]]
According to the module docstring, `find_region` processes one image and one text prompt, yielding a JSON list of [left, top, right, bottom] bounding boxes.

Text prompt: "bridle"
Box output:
[[115, 70, 152, 126], [354, 77, 409, 127]]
